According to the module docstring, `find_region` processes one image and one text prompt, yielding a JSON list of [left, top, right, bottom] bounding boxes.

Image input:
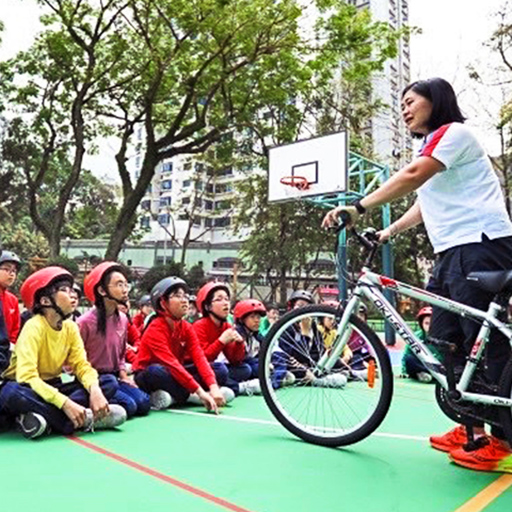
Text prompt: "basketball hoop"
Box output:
[[280, 176, 310, 191]]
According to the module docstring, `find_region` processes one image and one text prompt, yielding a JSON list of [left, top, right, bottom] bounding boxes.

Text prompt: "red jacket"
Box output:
[[0, 288, 20, 344], [125, 319, 141, 364], [192, 316, 245, 364], [134, 316, 216, 393], [132, 312, 146, 333]]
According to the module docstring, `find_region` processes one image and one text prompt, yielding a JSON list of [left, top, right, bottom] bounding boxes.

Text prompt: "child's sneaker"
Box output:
[[417, 371, 433, 383], [430, 425, 471, 452], [282, 371, 296, 386], [150, 390, 173, 410], [16, 412, 49, 439], [238, 379, 261, 396], [313, 373, 347, 388], [220, 386, 236, 403], [449, 436, 512, 472], [83, 405, 127, 432]]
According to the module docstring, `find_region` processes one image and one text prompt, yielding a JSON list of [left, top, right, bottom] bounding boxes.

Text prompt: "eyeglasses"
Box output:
[[211, 296, 230, 303], [169, 292, 189, 300], [109, 282, 131, 291], [0, 266, 18, 275]]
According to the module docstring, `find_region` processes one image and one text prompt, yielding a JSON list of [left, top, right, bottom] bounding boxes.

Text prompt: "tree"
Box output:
[[229, 3, 407, 301], [137, 261, 184, 294], [0, 0, 131, 257]]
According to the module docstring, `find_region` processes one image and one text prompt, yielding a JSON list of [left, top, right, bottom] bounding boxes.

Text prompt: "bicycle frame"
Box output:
[[317, 267, 512, 409]]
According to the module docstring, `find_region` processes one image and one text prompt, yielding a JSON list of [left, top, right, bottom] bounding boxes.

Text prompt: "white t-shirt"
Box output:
[[416, 122, 512, 253]]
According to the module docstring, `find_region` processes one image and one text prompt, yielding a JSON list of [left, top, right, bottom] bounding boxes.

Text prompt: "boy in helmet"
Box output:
[[192, 282, 257, 396], [0, 250, 22, 344], [133, 277, 234, 413], [0, 266, 126, 439], [132, 295, 153, 334], [78, 262, 150, 418]]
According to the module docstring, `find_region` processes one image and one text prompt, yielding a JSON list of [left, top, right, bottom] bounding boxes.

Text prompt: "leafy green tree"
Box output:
[[138, 261, 184, 294], [229, 2, 407, 301]]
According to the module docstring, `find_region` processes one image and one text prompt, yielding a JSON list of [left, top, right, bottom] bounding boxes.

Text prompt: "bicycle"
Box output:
[[259, 219, 512, 447]]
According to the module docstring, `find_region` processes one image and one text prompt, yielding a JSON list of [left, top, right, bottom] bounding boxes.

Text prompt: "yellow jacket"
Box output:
[[3, 315, 99, 409]]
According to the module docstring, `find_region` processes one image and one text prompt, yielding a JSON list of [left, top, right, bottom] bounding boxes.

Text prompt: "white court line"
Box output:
[[166, 408, 429, 442]]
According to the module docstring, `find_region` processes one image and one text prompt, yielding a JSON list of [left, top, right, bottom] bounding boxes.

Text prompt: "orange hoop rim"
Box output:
[[280, 175, 310, 191]]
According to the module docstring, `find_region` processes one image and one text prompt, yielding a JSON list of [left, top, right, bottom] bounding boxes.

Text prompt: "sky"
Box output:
[[0, 0, 508, 171]]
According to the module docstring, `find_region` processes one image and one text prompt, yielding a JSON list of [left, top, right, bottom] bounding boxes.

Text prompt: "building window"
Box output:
[[183, 180, 191, 188], [162, 161, 173, 172], [206, 183, 214, 194], [159, 197, 172, 208], [182, 197, 190, 205], [158, 213, 170, 225], [205, 218, 213, 228], [161, 180, 172, 190], [214, 217, 230, 228], [140, 216, 151, 228], [204, 200, 213, 210], [141, 199, 151, 211]]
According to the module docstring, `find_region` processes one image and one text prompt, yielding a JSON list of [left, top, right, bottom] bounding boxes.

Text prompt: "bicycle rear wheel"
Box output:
[[259, 304, 393, 447]]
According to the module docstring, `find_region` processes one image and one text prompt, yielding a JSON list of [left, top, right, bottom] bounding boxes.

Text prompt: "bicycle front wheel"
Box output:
[[259, 304, 393, 447]]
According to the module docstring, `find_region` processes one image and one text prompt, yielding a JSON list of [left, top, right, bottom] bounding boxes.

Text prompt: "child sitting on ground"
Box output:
[[79, 262, 150, 418], [401, 306, 436, 383], [231, 299, 268, 395], [0, 266, 126, 439], [0, 250, 21, 345], [192, 282, 259, 396], [133, 277, 234, 412]]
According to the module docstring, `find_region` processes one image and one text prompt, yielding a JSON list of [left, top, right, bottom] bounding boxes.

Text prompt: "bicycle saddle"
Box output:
[[466, 270, 512, 294]]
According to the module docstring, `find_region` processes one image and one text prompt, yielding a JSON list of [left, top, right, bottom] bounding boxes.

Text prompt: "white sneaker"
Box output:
[[16, 412, 49, 439], [187, 393, 202, 405], [83, 405, 127, 432], [313, 373, 347, 388], [188, 387, 236, 405], [238, 379, 261, 396], [417, 371, 433, 383], [150, 390, 173, 410], [220, 386, 236, 403], [282, 371, 296, 386]]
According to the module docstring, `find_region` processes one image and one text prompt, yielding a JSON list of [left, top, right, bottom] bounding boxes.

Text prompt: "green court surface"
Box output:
[[1, 379, 511, 512]]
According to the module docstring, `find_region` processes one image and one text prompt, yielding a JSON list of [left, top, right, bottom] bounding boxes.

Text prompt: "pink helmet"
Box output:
[[196, 281, 230, 315], [416, 306, 433, 321], [83, 261, 125, 303]]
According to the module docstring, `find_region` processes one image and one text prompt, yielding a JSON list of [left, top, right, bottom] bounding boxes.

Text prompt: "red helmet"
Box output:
[[20, 266, 73, 310], [196, 281, 230, 315], [233, 299, 267, 321], [84, 261, 125, 303], [416, 306, 433, 321]]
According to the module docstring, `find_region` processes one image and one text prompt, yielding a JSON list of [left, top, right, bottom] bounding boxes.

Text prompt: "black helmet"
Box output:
[[72, 283, 82, 297], [150, 277, 188, 312], [287, 290, 313, 309], [0, 251, 22, 270], [138, 294, 151, 308]]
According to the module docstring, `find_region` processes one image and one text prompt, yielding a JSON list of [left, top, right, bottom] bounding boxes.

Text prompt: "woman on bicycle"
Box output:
[[322, 77, 512, 473]]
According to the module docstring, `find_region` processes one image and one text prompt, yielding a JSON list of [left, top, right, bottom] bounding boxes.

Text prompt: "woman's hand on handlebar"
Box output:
[[376, 227, 392, 244], [321, 205, 360, 229]]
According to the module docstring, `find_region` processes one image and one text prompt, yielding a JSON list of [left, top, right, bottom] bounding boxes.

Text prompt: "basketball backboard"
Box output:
[[268, 131, 348, 203]]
